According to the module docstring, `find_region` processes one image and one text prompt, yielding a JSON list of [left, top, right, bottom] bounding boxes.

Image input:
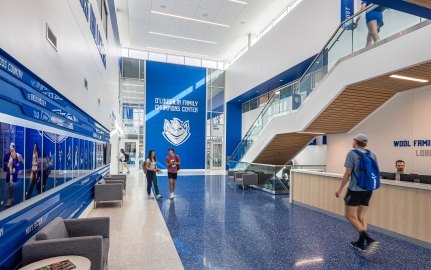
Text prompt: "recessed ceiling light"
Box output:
[[151, 11, 229, 27], [389, 74, 429, 83], [160, 4, 166, 9], [228, 0, 247, 4], [149, 31, 217, 44], [147, 47, 208, 57]]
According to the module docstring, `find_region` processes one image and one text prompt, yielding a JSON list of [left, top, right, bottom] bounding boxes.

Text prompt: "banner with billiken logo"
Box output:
[[145, 61, 206, 169]]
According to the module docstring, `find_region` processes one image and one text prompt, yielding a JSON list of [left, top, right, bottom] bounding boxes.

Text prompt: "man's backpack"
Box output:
[[124, 153, 129, 162], [352, 149, 380, 190]]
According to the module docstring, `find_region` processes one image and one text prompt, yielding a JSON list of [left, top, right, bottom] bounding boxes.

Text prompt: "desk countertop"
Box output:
[[291, 169, 431, 191]]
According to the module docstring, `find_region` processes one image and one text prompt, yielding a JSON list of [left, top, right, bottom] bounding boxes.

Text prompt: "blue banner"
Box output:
[[146, 61, 206, 169], [341, 0, 354, 22]]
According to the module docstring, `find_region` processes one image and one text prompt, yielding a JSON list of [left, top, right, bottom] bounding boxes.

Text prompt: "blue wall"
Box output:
[[226, 102, 242, 157], [146, 61, 206, 169]]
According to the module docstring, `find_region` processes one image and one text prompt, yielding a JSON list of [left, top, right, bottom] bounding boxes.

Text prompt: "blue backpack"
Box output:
[[352, 149, 380, 190]]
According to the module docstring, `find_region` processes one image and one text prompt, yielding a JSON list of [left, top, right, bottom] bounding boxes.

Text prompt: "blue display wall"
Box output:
[[0, 50, 112, 269], [146, 61, 206, 169]]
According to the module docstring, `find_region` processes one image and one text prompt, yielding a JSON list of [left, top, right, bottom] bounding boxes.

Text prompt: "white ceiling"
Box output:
[[115, 0, 295, 61]]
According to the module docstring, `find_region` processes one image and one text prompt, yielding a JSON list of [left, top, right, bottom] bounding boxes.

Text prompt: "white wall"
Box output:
[[225, 0, 341, 102], [241, 107, 263, 137], [0, 0, 120, 128], [326, 85, 431, 175], [292, 136, 327, 165]]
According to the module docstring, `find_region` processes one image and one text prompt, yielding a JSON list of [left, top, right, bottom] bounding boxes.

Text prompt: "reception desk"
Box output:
[[290, 170, 431, 245]]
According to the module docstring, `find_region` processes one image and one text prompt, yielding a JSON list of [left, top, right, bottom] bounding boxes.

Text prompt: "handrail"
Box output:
[[229, 78, 300, 157], [229, 160, 326, 168], [230, 5, 379, 161]]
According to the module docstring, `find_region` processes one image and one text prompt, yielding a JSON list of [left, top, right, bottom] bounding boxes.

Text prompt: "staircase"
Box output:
[[230, 6, 431, 165]]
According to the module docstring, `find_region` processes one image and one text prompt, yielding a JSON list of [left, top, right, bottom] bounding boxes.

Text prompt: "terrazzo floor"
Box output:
[[156, 174, 431, 270], [88, 171, 184, 270]]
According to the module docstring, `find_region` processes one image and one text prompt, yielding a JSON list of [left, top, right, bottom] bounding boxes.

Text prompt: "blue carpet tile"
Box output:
[[156, 175, 431, 270]]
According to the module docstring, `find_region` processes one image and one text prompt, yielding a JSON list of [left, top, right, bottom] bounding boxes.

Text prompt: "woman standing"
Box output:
[[145, 150, 161, 199], [26, 143, 39, 199]]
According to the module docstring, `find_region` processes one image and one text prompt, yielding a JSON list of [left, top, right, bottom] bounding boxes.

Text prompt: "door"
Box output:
[[124, 141, 137, 170], [210, 142, 223, 170]]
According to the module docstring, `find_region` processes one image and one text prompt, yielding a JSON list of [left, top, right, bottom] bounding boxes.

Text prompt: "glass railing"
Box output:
[[228, 161, 325, 194], [230, 5, 427, 162]]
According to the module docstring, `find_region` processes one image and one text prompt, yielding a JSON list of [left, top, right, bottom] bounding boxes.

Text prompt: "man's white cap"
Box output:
[[353, 134, 368, 143], [10, 143, 16, 150]]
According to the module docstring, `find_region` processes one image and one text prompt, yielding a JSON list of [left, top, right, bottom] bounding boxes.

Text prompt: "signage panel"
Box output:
[[146, 61, 206, 169]]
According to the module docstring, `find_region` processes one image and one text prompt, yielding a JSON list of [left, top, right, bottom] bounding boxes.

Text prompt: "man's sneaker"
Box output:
[[364, 239, 380, 254], [169, 193, 175, 199], [156, 194, 162, 199], [148, 194, 154, 199], [350, 241, 366, 252]]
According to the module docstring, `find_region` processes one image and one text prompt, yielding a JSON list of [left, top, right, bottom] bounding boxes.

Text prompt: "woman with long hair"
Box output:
[[26, 143, 39, 199], [145, 150, 161, 199]]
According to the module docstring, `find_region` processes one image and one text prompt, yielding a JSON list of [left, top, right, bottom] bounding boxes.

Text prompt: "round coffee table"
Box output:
[[19, 255, 91, 270]]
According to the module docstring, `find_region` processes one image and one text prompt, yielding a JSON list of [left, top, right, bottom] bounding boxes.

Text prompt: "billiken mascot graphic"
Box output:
[[163, 118, 191, 146]]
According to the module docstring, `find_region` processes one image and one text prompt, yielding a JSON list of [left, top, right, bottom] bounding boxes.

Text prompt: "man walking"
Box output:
[[335, 134, 380, 254], [166, 148, 180, 199]]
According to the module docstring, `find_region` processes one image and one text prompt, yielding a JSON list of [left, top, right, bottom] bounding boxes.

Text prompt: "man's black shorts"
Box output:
[[344, 189, 373, 206], [168, 172, 177, 180]]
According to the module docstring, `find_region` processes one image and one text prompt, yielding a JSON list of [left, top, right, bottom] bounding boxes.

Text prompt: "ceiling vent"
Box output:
[[46, 23, 58, 51]]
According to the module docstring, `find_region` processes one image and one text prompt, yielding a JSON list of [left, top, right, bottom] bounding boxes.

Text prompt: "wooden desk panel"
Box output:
[[291, 171, 431, 243]]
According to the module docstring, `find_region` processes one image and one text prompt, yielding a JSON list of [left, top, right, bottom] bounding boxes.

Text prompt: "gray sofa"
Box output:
[[104, 174, 127, 193], [235, 172, 259, 189], [94, 179, 123, 208], [22, 217, 110, 270]]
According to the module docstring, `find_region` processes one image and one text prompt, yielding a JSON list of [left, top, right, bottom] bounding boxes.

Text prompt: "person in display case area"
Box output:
[[2, 143, 24, 207], [26, 143, 40, 200]]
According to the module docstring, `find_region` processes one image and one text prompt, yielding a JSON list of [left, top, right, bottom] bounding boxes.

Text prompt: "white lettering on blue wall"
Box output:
[[27, 93, 47, 107], [25, 218, 44, 235], [0, 56, 7, 69], [154, 98, 199, 113], [0, 227, 3, 238], [0, 56, 24, 79], [79, 3, 106, 68]]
